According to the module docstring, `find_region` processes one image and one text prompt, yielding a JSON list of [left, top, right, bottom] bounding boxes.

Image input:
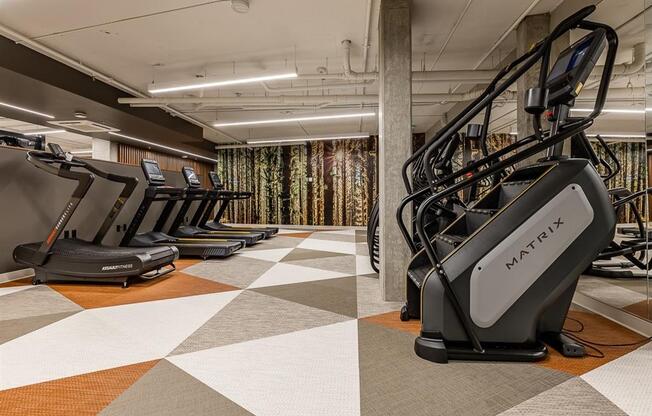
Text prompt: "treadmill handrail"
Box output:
[[26, 150, 141, 246], [26, 151, 95, 265]]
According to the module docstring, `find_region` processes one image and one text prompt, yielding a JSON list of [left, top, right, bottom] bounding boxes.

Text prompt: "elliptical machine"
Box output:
[[401, 6, 618, 363]]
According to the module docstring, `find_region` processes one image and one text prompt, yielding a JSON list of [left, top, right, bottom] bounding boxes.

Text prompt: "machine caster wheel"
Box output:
[[400, 305, 410, 321], [32, 280, 40, 286], [122, 282, 129, 289]]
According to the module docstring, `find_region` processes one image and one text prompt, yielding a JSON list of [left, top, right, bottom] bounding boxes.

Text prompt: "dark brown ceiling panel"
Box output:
[[0, 35, 216, 157]]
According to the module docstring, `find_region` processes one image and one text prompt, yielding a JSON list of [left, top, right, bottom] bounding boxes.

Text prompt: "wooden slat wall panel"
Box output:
[[117, 143, 214, 187]]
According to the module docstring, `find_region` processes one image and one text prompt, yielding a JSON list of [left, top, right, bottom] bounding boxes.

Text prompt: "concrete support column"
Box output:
[[92, 138, 118, 161], [378, 0, 412, 301], [516, 13, 549, 164]]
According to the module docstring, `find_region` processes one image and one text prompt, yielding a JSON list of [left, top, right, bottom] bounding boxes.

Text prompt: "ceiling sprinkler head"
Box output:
[[231, 0, 250, 13], [74, 111, 87, 119], [316, 66, 328, 75]]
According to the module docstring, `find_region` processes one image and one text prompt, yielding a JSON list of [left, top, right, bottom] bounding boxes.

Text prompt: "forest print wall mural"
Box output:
[[216, 136, 378, 226]]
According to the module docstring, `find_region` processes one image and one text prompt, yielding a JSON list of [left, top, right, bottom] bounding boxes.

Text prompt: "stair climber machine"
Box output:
[[192, 171, 278, 238], [168, 167, 265, 247], [401, 6, 620, 363], [120, 159, 242, 259], [14, 144, 178, 288]]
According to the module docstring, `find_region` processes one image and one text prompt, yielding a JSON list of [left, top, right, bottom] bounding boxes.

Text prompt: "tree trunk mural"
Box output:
[[216, 137, 378, 226]]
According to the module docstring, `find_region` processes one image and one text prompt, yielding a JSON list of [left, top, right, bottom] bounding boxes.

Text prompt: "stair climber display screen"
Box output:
[[469, 184, 594, 328]]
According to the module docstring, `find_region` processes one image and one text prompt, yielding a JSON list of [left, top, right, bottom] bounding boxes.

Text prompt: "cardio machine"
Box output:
[[14, 144, 178, 288], [192, 171, 278, 238], [120, 159, 242, 259], [166, 167, 265, 247], [405, 7, 618, 363]]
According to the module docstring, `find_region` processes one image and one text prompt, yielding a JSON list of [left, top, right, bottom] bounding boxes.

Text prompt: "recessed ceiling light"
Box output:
[[0, 101, 55, 119], [231, 0, 250, 13], [108, 132, 218, 163], [215, 112, 376, 127], [148, 72, 297, 94]]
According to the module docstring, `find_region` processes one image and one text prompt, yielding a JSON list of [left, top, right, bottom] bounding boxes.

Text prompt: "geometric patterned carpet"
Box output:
[[0, 227, 650, 415]]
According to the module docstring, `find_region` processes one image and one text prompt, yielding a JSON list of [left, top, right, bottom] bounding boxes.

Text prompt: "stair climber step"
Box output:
[[465, 208, 497, 234], [498, 180, 534, 208], [434, 234, 466, 258], [407, 264, 431, 288]]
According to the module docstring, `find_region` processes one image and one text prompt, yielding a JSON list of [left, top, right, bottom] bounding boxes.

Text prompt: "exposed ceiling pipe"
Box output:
[[0, 22, 242, 144], [119, 90, 517, 107], [260, 80, 374, 93]]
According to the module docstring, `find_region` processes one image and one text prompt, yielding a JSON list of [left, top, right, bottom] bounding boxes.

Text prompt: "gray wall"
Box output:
[[0, 146, 203, 273]]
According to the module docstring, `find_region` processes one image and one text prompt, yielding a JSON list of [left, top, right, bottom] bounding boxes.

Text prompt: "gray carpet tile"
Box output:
[[240, 236, 303, 251], [280, 248, 349, 262], [0, 286, 82, 321], [0, 311, 80, 344], [285, 255, 357, 275], [357, 275, 402, 318], [182, 256, 275, 288], [498, 378, 627, 416], [100, 360, 253, 416], [253, 276, 358, 318], [170, 290, 350, 355], [358, 321, 572, 416], [308, 233, 358, 243], [356, 243, 370, 256]]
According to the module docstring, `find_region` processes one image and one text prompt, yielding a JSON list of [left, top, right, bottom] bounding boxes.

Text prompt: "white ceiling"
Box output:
[[0, 0, 646, 144]]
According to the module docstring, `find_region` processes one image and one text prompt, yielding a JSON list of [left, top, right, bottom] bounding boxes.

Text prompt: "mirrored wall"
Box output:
[[575, 0, 650, 322]]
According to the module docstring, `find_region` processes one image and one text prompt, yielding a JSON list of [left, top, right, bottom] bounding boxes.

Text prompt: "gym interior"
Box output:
[[0, 1, 650, 415]]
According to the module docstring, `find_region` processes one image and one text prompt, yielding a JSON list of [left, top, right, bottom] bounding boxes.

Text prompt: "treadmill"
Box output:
[[120, 159, 242, 258], [13, 144, 178, 288], [166, 167, 264, 247], [193, 171, 278, 238]]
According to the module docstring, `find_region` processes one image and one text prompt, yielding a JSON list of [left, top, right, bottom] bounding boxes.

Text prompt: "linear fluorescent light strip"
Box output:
[[249, 134, 370, 145], [215, 112, 376, 127], [0, 102, 55, 119], [149, 72, 298, 94], [108, 132, 218, 163], [571, 108, 646, 114], [586, 133, 646, 138], [24, 130, 66, 136]]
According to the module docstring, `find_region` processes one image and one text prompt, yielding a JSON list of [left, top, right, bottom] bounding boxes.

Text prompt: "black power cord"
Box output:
[[561, 316, 652, 359]]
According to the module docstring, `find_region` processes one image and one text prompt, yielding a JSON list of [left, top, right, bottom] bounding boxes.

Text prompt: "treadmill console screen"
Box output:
[[545, 28, 606, 106], [182, 167, 202, 188], [141, 159, 166, 185], [209, 171, 222, 189]]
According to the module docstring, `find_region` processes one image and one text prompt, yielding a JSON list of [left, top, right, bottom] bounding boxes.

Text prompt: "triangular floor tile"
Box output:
[[248, 262, 352, 289], [582, 342, 652, 416], [0, 291, 240, 390], [0, 311, 80, 344], [254, 276, 358, 318], [356, 275, 402, 319], [0, 360, 158, 416], [0, 285, 35, 298], [169, 320, 360, 416], [357, 321, 570, 416], [171, 290, 351, 355], [0, 285, 82, 321], [285, 255, 356, 275], [100, 360, 252, 416], [237, 248, 295, 262], [182, 256, 275, 288], [297, 238, 357, 254], [355, 255, 376, 275], [49, 271, 238, 309], [498, 378, 627, 415], [280, 248, 348, 262]]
